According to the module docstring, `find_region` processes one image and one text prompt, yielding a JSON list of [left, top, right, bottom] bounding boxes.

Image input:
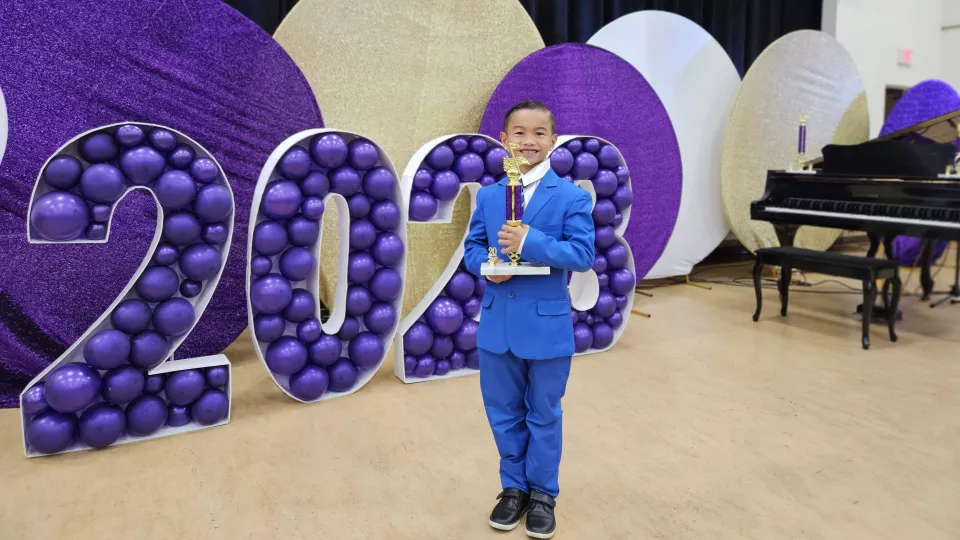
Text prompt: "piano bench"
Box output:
[[751, 246, 902, 350]]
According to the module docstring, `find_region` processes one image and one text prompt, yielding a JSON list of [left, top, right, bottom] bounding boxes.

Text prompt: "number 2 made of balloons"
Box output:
[[20, 122, 234, 457]]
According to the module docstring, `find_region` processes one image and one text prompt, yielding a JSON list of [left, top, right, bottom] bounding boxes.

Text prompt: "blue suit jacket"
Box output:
[[463, 168, 596, 360]]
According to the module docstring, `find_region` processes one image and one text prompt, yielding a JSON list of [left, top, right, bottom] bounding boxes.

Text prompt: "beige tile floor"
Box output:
[[1, 262, 958, 540]]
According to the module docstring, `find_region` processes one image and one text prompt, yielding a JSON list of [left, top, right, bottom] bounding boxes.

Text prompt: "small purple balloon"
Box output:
[[605, 244, 629, 269], [91, 204, 111, 222], [584, 138, 601, 153], [450, 137, 468, 153], [30, 191, 90, 241], [266, 336, 308, 376], [328, 358, 359, 392], [348, 139, 379, 170], [597, 272, 609, 290], [454, 152, 485, 182], [370, 200, 400, 231], [338, 317, 361, 341], [404, 322, 434, 356], [290, 365, 330, 401], [427, 145, 455, 170], [349, 331, 385, 368], [78, 403, 125, 448], [369, 268, 402, 302], [448, 350, 466, 370], [462, 296, 481, 318], [154, 170, 197, 210], [163, 211, 201, 245], [250, 273, 293, 315], [593, 170, 618, 198], [120, 146, 166, 186], [253, 220, 288, 256], [431, 170, 461, 201], [465, 348, 480, 370], [331, 166, 361, 196], [279, 247, 314, 282], [194, 184, 232, 223], [426, 297, 464, 336], [566, 139, 583, 154], [302, 196, 325, 220], [348, 252, 377, 284], [414, 355, 436, 377], [612, 185, 632, 212], [350, 219, 377, 250], [311, 133, 349, 168], [86, 223, 107, 240], [485, 147, 508, 176], [348, 192, 371, 219], [615, 165, 630, 184], [572, 152, 599, 180], [595, 225, 616, 249], [179, 243, 222, 281], [167, 404, 192, 427], [168, 144, 196, 170], [21, 383, 48, 415], [262, 180, 303, 220], [615, 295, 628, 310], [598, 145, 620, 169], [44, 363, 101, 413], [309, 334, 342, 367], [26, 411, 77, 454], [297, 317, 322, 343], [190, 157, 219, 183], [144, 374, 165, 395], [431, 335, 454, 359], [593, 291, 617, 318], [149, 128, 177, 151], [345, 285, 373, 317], [611, 213, 624, 229], [592, 323, 614, 349], [202, 222, 228, 245], [254, 314, 286, 342], [550, 147, 574, 176], [609, 268, 635, 296], [474, 276, 486, 297], [83, 329, 131, 369], [283, 289, 316, 323], [79, 132, 119, 163], [278, 146, 312, 180], [434, 359, 451, 377], [165, 369, 206, 406], [206, 366, 229, 388], [453, 319, 478, 351], [469, 136, 489, 154], [116, 124, 145, 147], [413, 168, 433, 190], [372, 232, 404, 267], [153, 243, 179, 266], [404, 354, 416, 375], [479, 174, 496, 187], [592, 199, 617, 226], [361, 301, 395, 334], [409, 191, 438, 221], [126, 395, 168, 436], [287, 216, 320, 247], [362, 167, 396, 201], [43, 156, 82, 189], [445, 271, 476, 301], [301, 171, 330, 197], [130, 331, 168, 369], [607, 311, 624, 330], [136, 266, 180, 302], [574, 323, 593, 352], [153, 298, 195, 337], [101, 365, 145, 405], [251, 255, 272, 277], [191, 389, 229, 425]]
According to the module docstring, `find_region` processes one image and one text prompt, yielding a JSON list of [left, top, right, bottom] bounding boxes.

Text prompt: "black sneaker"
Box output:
[[489, 488, 528, 531], [524, 490, 556, 539]]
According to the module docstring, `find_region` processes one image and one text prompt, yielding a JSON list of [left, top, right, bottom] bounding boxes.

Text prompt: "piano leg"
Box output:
[[861, 276, 876, 350], [779, 265, 791, 316], [866, 233, 880, 258], [889, 274, 901, 342], [858, 234, 903, 322], [920, 239, 934, 301], [752, 259, 763, 322]]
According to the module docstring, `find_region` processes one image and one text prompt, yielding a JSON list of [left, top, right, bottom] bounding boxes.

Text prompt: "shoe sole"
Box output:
[[489, 518, 521, 531], [524, 527, 555, 539]]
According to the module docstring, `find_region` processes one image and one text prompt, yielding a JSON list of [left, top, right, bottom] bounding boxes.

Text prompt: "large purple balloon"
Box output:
[[254, 314, 286, 343], [370, 268, 403, 302], [0, 0, 323, 406], [78, 403, 125, 448], [80, 164, 127, 204], [153, 298, 196, 337], [426, 297, 464, 336], [179, 243, 222, 281], [573, 322, 593, 353], [445, 271, 476, 301], [83, 329, 131, 370], [308, 334, 342, 367], [126, 395, 168, 436], [43, 156, 83, 189], [165, 369, 206, 406], [30, 191, 90, 241], [191, 389, 228, 425], [453, 319, 478, 351], [265, 336, 308, 376], [431, 170, 461, 202], [130, 331, 168, 369], [251, 274, 293, 314], [290, 365, 329, 401], [404, 322, 434, 356], [278, 146, 312, 181], [409, 192, 439, 221], [155, 170, 197, 210], [261, 180, 303, 220], [21, 383, 48, 415], [44, 363, 101, 414], [26, 411, 78, 454], [101, 365, 145, 405], [311, 133, 348, 168], [328, 358, 359, 392], [348, 332, 384, 368], [111, 299, 153, 334]]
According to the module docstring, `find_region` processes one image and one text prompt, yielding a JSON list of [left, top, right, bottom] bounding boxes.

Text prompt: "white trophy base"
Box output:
[[481, 262, 551, 276]]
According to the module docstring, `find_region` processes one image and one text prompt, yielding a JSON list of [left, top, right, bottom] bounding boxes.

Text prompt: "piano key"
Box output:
[[763, 207, 960, 229]]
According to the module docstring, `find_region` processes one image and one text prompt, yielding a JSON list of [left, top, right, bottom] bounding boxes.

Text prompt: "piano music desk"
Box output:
[[751, 246, 902, 349]]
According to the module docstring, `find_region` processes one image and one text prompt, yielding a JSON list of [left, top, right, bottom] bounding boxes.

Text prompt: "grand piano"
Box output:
[[751, 108, 960, 303]]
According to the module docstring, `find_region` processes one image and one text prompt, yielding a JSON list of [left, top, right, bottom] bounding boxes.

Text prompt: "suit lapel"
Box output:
[[522, 169, 558, 225]]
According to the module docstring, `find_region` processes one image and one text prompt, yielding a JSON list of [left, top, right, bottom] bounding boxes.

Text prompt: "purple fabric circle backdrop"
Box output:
[[879, 79, 960, 266], [0, 0, 322, 407], [478, 44, 681, 279]]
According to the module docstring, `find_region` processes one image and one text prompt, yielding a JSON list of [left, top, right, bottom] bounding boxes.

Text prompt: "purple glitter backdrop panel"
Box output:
[[0, 0, 322, 407], [478, 44, 681, 280], [879, 79, 960, 266]]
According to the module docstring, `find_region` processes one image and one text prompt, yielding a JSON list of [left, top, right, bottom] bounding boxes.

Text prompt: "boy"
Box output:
[[463, 100, 596, 538]]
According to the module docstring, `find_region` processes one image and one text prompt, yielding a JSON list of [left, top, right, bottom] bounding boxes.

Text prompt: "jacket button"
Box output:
[[508, 291, 515, 299]]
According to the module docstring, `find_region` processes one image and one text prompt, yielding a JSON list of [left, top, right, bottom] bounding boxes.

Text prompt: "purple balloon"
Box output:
[[251, 255, 272, 276], [434, 359, 451, 377], [570, 311, 578, 325], [116, 124, 145, 147], [167, 404, 192, 427], [409, 191, 438, 221], [362, 167, 395, 201], [404, 354, 416, 375], [91, 204, 111, 222], [206, 366, 229, 388], [44, 363, 101, 414], [363, 303, 397, 335], [191, 389, 228, 425], [165, 369, 206, 406], [283, 289, 316, 322], [253, 220, 288, 256], [592, 323, 614, 350], [615, 295, 628, 310], [78, 403, 125, 448], [370, 200, 400, 231], [584, 138, 601, 153], [465, 348, 480, 370], [453, 319, 478, 351], [431, 170, 461, 201], [101, 365, 145, 405], [612, 185, 632, 212], [297, 317, 322, 343], [609, 268, 635, 296], [179, 279, 201, 298], [413, 168, 433, 190], [597, 272, 609, 290], [149, 128, 177, 151], [598, 145, 620, 169], [450, 137, 468, 153], [119, 146, 165, 185], [370, 268, 403, 302], [413, 355, 436, 377], [251, 274, 293, 314], [454, 152, 485, 182], [479, 174, 496, 187], [302, 196, 325, 221], [593, 291, 617, 318], [86, 223, 107, 240], [445, 271, 476, 301], [431, 335, 454, 359], [571, 152, 599, 180], [474, 276, 486, 297], [202, 222, 228, 245], [349, 332, 384, 368], [26, 411, 77, 454], [153, 243, 179, 266], [592, 198, 616, 225], [593, 170, 618, 198], [331, 166, 361, 196], [607, 311, 624, 330], [469, 136, 489, 154], [30, 191, 90, 241], [309, 334, 342, 367], [574, 323, 592, 352], [338, 317, 360, 341], [426, 297, 464, 336], [261, 180, 303, 220], [348, 139, 379, 170], [372, 232, 404, 267], [265, 336, 308, 376], [301, 171, 330, 198], [279, 247, 314, 282], [595, 225, 616, 249], [287, 216, 320, 247], [427, 145, 455, 170], [350, 219, 377, 250], [567, 139, 583, 154], [189, 157, 219, 183], [179, 243, 222, 281], [462, 296, 481, 318], [611, 213, 624, 229], [153, 298, 195, 337], [345, 285, 373, 317], [143, 374, 165, 395], [44, 155, 83, 189], [328, 358, 359, 392], [21, 383, 48, 415], [163, 211, 202, 245], [83, 329, 131, 369], [290, 365, 329, 401], [404, 322, 434, 356], [311, 133, 348, 168], [130, 331, 168, 369], [126, 394, 168, 436], [550, 147, 574, 176], [193, 184, 232, 223], [80, 163, 127, 204], [348, 252, 377, 285], [254, 313, 286, 342], [448, 350, 466, 370], [605, 244, 629, 270], [168, 144, 195, 169], [484, 147, 508, 176], [279, 146, 312, 180], [154, 170, 197, 210], [348, 192, 371, 219]]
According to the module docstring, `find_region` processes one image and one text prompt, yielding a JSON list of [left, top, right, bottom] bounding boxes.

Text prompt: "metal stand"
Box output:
[[684, 275, 711, 290], [930, 243, 960, 308], [632, 288, 652, 318]]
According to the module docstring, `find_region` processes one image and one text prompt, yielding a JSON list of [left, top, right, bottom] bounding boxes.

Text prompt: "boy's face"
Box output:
[[500, 108, 558, 173]]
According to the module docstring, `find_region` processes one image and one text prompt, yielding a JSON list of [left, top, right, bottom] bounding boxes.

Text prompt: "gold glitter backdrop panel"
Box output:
[[720, 30, 869, 253], [274, 0, 544, 170]]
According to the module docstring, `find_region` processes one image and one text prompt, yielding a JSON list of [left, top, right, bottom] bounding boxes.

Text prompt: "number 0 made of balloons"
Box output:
[[20, 123, 234, 457], [247, 129, 406, 402]]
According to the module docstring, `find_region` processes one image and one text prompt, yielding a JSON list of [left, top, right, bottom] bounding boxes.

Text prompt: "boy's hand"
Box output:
[[486, 274, 511, 283], [498, 224, 529, 254]]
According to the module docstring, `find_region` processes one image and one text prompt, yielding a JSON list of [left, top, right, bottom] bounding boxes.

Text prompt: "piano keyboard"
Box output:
[[764, 207, 960, 230]]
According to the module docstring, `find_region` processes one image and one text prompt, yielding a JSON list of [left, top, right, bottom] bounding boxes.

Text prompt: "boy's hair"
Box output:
[[502, 100, 556, 133]]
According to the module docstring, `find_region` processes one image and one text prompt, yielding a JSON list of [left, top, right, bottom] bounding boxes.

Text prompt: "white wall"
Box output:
[[823, 0, 944, 136], [941, 1, 960, 91]]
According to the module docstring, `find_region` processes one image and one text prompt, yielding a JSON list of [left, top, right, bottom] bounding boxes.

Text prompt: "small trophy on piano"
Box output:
[[790, 113, 815, 173], [480, 143, 550, 276]]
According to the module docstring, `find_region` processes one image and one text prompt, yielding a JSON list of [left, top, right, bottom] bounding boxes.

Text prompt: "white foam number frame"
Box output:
[[392, 133, 636, 385], [0, 86, 7, 168], [20, 122, 234, 458]]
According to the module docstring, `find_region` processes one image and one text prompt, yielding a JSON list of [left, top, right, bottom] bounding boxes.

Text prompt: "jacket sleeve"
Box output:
[[463, 192, 489, 278], [519, 188, 596, 272]]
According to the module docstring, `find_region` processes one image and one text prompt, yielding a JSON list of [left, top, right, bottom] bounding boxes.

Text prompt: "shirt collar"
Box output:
[[520, 158, 551, 187]]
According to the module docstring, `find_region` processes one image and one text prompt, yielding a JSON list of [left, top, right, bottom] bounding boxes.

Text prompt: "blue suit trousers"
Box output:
[[479, 348, 571, 498]]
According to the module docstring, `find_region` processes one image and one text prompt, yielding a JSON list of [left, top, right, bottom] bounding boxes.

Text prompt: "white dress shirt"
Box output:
[[516, 158, 551, 256]]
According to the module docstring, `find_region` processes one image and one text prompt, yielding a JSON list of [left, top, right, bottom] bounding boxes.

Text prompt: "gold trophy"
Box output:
[[480, 143, 550, 276]]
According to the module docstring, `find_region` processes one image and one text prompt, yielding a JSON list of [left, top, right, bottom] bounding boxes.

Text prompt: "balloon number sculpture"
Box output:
[[394, 134, 507, 381], [247, 129, 406, 402], [20, 123, 234, 457]]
